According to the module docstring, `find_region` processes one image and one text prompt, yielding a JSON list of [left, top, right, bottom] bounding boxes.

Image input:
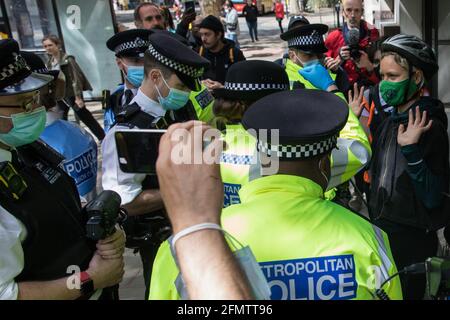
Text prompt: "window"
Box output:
[[4, 0, 59, 49]]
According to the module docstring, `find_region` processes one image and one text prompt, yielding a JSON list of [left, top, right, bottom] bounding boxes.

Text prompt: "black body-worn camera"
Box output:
[[84, 190, 126, 240]]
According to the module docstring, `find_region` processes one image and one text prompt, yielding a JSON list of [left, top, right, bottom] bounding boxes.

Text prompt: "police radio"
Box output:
[[0, 162, 27, 200]]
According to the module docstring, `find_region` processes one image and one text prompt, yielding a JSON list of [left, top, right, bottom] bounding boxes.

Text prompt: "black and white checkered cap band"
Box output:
[[224, 82, 289, 91], [0, 54, 30, 82], [115, 37, 151, 54], [257, 135, 338, 158], [35, 67, 49, 74], [147, 44, 204, 78], [288, 32, 323, 48]]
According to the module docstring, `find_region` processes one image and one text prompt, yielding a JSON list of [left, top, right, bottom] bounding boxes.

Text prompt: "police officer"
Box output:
[[101, 32, 210, 298], [155, 29, 216, 124], [0, 39, 125, 300], [21, 51, 99, 202], [280, 23, 350, 94], [281, 23, 371, 203], [104, 29, 153, 132], [150, 90, 403, 300], [212, 60, 289, 207]]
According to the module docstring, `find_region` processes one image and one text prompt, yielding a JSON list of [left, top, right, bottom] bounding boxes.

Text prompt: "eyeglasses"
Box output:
[[144, 14, 163, 22]]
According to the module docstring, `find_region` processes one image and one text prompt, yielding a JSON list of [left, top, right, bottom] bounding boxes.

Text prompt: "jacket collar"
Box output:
[[0, 148, 12, 162], [239, 175, 324, 203], [130, 88, 165, 118]]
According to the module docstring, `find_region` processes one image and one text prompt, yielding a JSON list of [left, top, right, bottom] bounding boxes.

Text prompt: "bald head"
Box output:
[[342, 0, 364, 28]]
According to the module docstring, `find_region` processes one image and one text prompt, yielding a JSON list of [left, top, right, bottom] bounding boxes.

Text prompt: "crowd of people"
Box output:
[[0, 0, 449, 301]]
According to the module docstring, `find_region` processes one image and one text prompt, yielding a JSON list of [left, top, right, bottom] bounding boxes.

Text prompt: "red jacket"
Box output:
[[275, 3, 284, 19], [325, 21, 380, 86]]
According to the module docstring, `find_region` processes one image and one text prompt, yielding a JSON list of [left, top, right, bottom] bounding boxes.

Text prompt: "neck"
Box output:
[[264, 160, 327, 191], [124, 79, 135, 90], [53, 51, 61, 61], [140, 79, 159, 102], [397, 95, 420, 113], [210, 40, 225, 53]]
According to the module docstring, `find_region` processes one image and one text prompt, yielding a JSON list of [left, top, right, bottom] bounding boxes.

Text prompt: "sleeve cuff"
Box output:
[[401, 144, 423, 166]]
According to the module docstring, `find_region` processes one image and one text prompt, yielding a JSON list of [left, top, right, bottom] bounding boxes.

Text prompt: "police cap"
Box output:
[[288, 15, 310, 30], [280, 23, 328, 53], [213, 60, 289, 102], [0, 39, 52, 96], [146, 32, 210, 91], [242, 90, 348, 160], [20, 51, 60, 81], [107, 29, 153, 58]]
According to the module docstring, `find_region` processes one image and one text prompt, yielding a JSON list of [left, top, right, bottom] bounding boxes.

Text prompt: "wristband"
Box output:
[[172, 223, 223, 249]]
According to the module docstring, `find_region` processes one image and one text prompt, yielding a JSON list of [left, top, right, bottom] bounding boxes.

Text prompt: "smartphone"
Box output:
[[115, 129, 167, 174]]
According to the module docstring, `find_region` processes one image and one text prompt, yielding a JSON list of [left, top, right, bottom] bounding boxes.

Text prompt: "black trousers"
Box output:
[[276, 18, 283, 33], [246, 20, 258, 41], [378, 221, 438, 300]]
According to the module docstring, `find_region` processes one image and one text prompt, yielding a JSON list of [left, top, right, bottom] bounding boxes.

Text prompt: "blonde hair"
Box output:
[[381, 51, 410, 72]]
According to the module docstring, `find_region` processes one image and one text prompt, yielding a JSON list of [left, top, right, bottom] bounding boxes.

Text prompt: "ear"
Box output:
[[288, 49, 296, 61], [149, 69, 162, 83], [116, 57, 124, 70], [414, 69, 424, 86]]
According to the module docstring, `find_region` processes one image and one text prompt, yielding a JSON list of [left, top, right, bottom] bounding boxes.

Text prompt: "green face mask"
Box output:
[[0, 107, 46, 147], [379, 78, 418, 107]]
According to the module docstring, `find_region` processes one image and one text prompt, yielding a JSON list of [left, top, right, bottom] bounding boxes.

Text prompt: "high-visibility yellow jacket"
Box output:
[[149, 175, 403, 300], [189, 84, 214, 123]]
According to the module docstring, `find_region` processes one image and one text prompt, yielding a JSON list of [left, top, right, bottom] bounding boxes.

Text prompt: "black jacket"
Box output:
[[369, 96, 450, 231], [243, 4, 258, 22], [198, 39, 246, 84]]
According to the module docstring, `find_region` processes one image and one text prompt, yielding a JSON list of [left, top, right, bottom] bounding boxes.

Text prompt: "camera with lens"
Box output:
[[350, 45, 362, 60], [84, 190, 127, 240], [347, 27, 362, 60]]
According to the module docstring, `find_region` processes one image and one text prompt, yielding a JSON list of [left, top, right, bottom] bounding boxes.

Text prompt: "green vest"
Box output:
[[189, 84, 215, 123], [149, 175, 403, 300]]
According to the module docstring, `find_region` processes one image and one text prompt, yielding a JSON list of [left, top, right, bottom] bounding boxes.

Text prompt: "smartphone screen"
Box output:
[[115, 129, 167, 174]]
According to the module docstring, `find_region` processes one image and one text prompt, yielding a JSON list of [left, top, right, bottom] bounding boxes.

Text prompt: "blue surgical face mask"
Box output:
[[155, 74, 190, 111], [303, 59, 320, 67], [123, 63, 144, 88], [0, 106, 47, 147]]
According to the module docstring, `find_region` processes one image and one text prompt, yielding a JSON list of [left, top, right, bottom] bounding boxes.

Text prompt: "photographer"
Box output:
[[0, 39, 125, 300], [325, 0, 380, 87]]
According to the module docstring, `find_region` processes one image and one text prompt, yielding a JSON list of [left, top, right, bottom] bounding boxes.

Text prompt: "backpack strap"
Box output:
[[229, 47, 235, 64]]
